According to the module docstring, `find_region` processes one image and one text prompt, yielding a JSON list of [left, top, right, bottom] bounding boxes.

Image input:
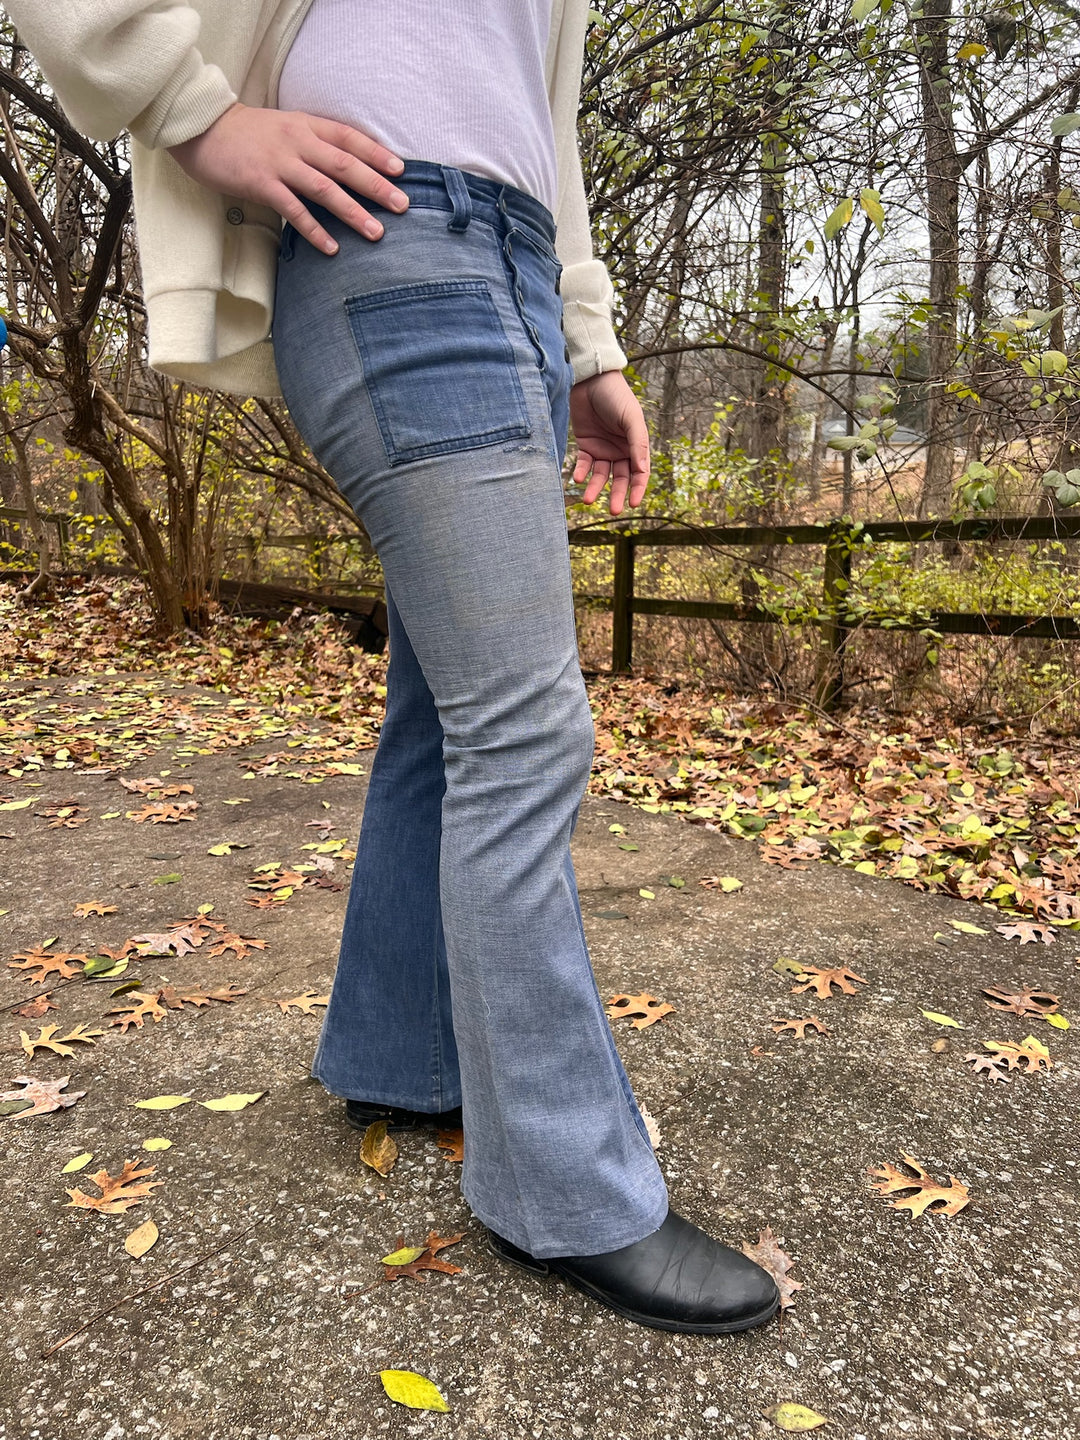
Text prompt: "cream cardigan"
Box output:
[[6, 0, 628, 397]]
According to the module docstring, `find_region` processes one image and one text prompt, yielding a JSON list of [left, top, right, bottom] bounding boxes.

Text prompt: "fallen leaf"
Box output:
[[995, 921, 1057, 944], [770, 1016, 830, 1039], [920, 1010, 961, 1028], [948, 919, 988, 935], [133, 1094, 194, 1110], [436, 1127, 464, 1162], [379, 1369, 450, 1412], [982, 986, 1058, 1018], [790, 966, 868, 999], [605, 991, 675, 1029], [276, 989, 329, 1014], [125, 1218, 159, 1257], [73, 901, 118, 917], [638, 1104, 663, 1149], [867, 1154, 971, 1218], [380, 1245, 427, 1266], [360, 1120, 398, 1176], [197, 1092, 264, 1111], [8, 946, 88, 984], [763, 1400, 829, 1432], [742, 1227, 803, 1309], [0, 1074, 86, 1119], [65, 1159, 162, 1213], [20, 1022, 106, 1058], [700, 875, 744, 892]]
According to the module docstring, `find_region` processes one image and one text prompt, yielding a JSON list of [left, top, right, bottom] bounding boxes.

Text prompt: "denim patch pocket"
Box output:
[[344, 280, 532, 467]]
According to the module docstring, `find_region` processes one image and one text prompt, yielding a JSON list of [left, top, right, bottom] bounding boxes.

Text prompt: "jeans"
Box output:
[[271, 159, 669, 1259]]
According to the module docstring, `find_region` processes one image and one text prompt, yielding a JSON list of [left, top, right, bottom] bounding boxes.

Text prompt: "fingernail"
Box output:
[[388, 157, 405, 173], [365, 220, 382, 239], [390, 190, 409, 211]]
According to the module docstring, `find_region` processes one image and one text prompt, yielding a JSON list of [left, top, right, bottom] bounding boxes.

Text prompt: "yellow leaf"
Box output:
[[764, 1401, 829, 1431], [381, 1245, 427, 1266], [135, 1095, 194, 1110], [854, 860, 877, 875], [379, 1370, 450, 1412], [1045, 1012, 1070, 1030], [360, 1120, 398, 1177], [772, 957, 804, 977], [824, 196, 854, 241], [639, 888, 656, 899], [948, 919, 988, 935], [718, 876, 744, 893], [859, 187, 885, 237], [921, 1010, 961, 1028], [1021, 1034, 1050, 1057], [61, 1152, 93, 1173], [142, 1137, 173, 1150], [198, 1092, 265, 1111], [0, 797, 34, 810], [124, 1218, 159, 1258], [958, 41, 987, 60]]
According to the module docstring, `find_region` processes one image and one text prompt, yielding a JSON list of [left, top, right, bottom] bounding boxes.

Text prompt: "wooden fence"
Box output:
[[6, 506, 1080, 712], [567, 515, 1080, 710]]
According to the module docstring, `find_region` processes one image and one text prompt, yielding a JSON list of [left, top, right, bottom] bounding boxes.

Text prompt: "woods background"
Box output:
[[4, 1, 1080, 723]]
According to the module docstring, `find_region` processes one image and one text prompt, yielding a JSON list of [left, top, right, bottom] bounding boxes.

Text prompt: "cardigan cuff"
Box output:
[[129, 48, 238, 150], [560, 259, 629, 383]]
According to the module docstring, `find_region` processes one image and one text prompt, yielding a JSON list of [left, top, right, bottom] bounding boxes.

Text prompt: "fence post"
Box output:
[[611, 533, 635, 673], [814, 522, 853, 713]]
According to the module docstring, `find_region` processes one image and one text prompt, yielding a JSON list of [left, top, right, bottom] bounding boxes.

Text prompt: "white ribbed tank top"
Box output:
[[277, 0, 558, 214]]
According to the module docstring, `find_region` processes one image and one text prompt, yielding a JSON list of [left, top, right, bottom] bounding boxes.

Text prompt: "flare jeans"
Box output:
[[271, 160, 669, 1259]]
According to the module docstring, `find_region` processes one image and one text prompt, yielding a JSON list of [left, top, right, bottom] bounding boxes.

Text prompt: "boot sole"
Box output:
[[344, 1108, 461, 1133], [485, 1233, 781, 1335]]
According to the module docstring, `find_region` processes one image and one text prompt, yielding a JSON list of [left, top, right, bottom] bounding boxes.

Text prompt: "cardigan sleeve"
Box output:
[[3, 1, 238, 149], [549, 0, 629, 381], [555, 133, 630, 381]]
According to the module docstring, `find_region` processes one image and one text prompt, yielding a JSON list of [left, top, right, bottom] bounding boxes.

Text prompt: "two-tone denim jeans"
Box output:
[[271, 159, 669, 1259]]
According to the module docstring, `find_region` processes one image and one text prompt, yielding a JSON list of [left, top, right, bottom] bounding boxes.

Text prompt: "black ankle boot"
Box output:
[[344, 1098, 463, 1131], [486, 1207, 780, 1334]]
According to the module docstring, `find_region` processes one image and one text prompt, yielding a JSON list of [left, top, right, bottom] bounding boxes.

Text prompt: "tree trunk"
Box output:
[[916, 0, 962, 518]]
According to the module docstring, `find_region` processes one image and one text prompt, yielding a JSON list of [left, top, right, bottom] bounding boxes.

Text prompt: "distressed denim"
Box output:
[[271, 160, 669, 1259]]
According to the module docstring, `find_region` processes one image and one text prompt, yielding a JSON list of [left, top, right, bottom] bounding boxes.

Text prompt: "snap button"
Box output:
[[226, 205, 244, 225], [564, 343, 571, 364]]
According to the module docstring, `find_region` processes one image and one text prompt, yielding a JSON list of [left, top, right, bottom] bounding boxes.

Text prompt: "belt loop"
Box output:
[[442, 166, 473, 232]]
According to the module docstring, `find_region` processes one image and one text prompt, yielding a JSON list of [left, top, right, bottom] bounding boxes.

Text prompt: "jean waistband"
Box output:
[[343, 159, 557, 247]]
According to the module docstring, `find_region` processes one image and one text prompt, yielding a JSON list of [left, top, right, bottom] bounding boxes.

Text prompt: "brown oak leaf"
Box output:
[[770, 1016, 831, 1038], [964, 1052, 1012, 1082], [276, 990, 329, 1015], [73, 901, 118, 918], [12, 993, 59, 1020], [995, 922, 1057, 945], [382, 1230, 465, 1284], [105, 992, 169, 1031], [0, 1074, 87, 1119], [741, 1226, 803, 1309], [8, 948, 89, 984], [64, 1158, 162, 1213], [790, 965, 868, 999], [605, 992, 675, 1029], [127, 801, 198, 823], [867, 1154, 971, 1218], [19, 1022, 106, 1059], [436, 1127, 464, 1162], [128, 924, 205, 957], [982, 986, 1058, 1017], [980, 1036, 1052, 1074], [206, 932, 269, 960]]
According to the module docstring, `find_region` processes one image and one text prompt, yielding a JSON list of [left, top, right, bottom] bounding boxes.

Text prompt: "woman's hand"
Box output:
[[568, 370, 651, 516], [166, 102, 409, 254]]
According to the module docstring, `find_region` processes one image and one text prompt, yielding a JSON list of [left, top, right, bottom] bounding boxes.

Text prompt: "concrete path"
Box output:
[[1, 676, 1076, 1439]]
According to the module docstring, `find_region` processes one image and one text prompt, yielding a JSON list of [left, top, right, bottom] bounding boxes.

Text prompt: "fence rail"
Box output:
[[5, 508, 1080, 712], [566, 515, 1080, 710]]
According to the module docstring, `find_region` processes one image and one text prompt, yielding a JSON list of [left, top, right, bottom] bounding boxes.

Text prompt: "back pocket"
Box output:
[[344, 280, 532, 467]]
